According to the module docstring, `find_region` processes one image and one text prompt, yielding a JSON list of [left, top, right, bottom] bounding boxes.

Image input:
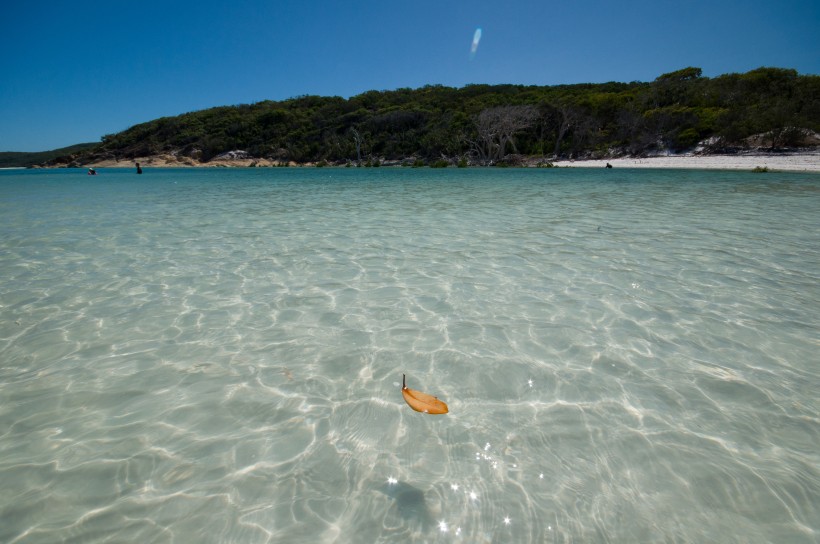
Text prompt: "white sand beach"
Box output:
[[74, 151, 820, 171], [553, 152, 820, 172]]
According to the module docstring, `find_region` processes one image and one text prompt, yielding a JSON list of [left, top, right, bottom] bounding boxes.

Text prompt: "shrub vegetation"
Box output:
[[46, 67, 820, 166]]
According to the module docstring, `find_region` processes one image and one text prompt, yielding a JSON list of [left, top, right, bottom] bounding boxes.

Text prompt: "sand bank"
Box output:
[[553, 152, 820, 172], [78, 152, 820, 172]]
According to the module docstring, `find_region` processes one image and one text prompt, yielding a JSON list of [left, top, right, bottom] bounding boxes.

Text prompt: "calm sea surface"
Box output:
[[1, 167, 818, 543]]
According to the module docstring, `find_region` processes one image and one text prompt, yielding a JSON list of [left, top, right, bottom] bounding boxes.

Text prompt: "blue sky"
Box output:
[[2, 0, 818, 151]]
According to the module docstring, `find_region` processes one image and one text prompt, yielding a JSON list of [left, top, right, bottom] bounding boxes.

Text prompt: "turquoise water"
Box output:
[[1, 167, 818, 543]]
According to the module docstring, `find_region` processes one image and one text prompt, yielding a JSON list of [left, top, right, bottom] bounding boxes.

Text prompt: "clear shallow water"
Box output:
[[1, 167, 818, 543]]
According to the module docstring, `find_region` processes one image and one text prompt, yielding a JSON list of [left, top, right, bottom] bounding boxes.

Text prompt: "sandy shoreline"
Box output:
[[64, 151, 820, 172], [553, 152, 820, 172]]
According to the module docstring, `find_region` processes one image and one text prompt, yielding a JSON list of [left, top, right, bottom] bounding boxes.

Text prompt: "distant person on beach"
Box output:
[[87, 168, 96, 175], [136, 162, 142, 174], [605, 162, 613, 169]]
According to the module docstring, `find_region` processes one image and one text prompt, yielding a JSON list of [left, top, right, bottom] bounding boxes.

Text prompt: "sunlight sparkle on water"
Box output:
[[3, 168, 817, 543]]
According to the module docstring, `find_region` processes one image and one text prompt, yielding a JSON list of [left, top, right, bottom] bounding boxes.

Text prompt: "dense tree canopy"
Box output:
[[53, 67, 820, 166]]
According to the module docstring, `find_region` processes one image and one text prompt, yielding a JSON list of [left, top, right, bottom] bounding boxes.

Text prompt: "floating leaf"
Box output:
[[401, 374, 449, 414]]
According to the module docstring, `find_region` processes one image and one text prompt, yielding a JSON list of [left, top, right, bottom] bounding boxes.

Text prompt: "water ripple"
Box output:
[[1, 168, 818, 543]]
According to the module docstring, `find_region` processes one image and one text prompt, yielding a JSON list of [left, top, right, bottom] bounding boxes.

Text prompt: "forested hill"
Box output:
[[1, 143, 97, 168], [51, 67, 820, 167]]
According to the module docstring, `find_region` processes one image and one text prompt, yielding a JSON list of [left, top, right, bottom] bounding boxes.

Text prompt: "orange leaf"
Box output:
[[401, 374, 449, 414]]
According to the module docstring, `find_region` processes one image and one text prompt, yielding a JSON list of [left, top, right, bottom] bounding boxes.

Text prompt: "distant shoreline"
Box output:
[[33, 151, 820, 173]]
